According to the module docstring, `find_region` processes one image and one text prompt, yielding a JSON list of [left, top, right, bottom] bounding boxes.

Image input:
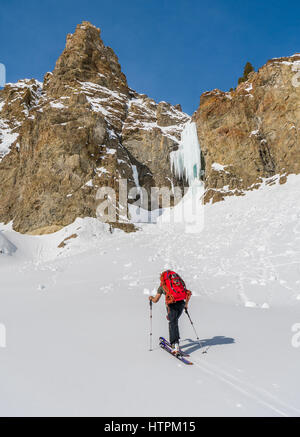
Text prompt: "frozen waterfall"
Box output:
[[170, 121, 201, 185], [166, 120, 204, 233]]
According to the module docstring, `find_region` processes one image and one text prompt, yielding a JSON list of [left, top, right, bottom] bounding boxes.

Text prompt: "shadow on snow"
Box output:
[[181, 336, 235, 354]]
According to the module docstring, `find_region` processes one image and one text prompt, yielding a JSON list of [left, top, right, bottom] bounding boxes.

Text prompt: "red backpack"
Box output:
[[160, 270, 191, 305]]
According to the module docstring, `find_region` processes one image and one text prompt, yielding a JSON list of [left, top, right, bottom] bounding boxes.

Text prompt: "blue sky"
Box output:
[[0, 0, 299, 114]]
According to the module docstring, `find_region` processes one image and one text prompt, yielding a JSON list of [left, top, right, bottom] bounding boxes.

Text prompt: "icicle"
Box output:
[[170, 121, 201, 185], [131, 164, 143, 205]]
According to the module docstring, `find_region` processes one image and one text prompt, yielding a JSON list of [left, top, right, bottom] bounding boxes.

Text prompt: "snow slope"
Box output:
[[0, 231, 17, 255], [0, 175, 300, 416]]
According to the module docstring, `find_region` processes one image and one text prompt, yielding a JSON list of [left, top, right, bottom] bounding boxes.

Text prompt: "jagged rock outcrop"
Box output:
[[194, 54, 300, 203], [122, 94, 188, 204], [0, 22, 189, 233]]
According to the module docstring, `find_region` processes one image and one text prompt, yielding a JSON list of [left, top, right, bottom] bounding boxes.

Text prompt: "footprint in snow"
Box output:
[[123, 274, 133, 281], [257, 246, 266, 252], [99, 284, 113, 294], [129, 280, 140, 287], [244, 301, 257, 308], [37, 284, 46, 291]]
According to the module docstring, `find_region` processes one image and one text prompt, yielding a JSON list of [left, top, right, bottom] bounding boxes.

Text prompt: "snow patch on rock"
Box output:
[[0, 232, 17, 255]]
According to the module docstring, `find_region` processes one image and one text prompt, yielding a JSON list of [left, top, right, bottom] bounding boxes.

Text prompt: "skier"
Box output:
[[149, 270, 191, 355]]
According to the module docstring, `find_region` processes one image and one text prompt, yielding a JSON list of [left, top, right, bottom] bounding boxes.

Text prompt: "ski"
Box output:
[[159, 336, 190, 357], [159, 341, 193, 365]]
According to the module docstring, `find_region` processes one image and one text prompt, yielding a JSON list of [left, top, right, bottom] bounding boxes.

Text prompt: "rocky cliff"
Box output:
[[194, 54, 300, 203], [0, 22, 189, 234]]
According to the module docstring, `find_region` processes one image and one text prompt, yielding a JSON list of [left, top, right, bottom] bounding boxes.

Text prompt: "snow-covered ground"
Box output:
[[1, 175, 300, 416]]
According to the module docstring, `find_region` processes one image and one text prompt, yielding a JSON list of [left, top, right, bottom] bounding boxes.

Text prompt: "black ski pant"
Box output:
[[167, 300, 185, 345]]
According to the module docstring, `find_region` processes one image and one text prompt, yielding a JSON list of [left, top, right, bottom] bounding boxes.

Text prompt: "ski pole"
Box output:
[[149, 300, 153, 351], [185, 308, 203, 348]]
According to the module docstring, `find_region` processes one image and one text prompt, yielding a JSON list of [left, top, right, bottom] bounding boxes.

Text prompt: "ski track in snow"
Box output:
[[192, 358, 300, 417]]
